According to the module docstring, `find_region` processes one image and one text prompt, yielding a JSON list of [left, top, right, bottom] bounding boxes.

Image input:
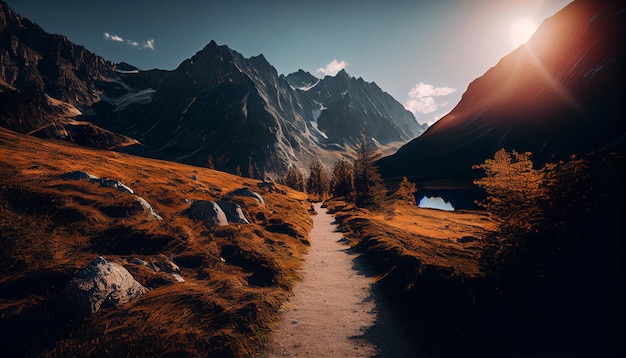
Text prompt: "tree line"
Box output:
[[281, 132, 415, 208]]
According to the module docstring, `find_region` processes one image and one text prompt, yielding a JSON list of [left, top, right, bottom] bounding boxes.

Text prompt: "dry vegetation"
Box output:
[[0, 128, 312, 357], [330, 200, 495, 277], [327, 199, 498, 356]]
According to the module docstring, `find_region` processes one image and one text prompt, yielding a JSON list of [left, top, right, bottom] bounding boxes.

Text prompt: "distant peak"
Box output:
[[335, 69, 350, 78]]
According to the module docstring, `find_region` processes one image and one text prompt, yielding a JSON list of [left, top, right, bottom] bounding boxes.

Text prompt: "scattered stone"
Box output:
[[148, 254, 184, 282], [62, 170, 99, 180], [64, 256, 148, 314], [185, 200, 229, 226], [62, 171, 135, 194], [98, 178, 134, 194], [217, 200, 250, 224], [135, 196, 163, 220], [127, 257, 148, 266], [230, 188, 264, 204]]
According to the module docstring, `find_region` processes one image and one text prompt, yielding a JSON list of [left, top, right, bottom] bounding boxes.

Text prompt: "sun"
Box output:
[[510, 18, 538, 47]]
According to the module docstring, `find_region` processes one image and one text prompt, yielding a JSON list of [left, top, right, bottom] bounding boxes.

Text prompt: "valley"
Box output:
[[1, 0, 625, 356]]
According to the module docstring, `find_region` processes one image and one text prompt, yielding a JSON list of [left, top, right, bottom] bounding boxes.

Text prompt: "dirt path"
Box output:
[[265, 203, 416, 357]]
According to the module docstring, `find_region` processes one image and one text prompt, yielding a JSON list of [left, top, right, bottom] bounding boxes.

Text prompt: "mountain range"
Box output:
[[0, 0, 425, 177], [2, 0, 624, 199]]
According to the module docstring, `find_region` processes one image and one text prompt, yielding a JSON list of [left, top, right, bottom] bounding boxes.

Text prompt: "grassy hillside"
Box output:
[[0, 128, 312, 357]]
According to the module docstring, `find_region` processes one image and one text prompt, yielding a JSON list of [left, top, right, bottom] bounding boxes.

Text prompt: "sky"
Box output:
[[6, 0, 572, 125]]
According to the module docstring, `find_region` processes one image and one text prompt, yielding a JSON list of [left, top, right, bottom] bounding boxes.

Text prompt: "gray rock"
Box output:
[[147, 254, 185, 283], [98, 178, 134, 194], [135, 196, 163, 220], [229, 188, 264, 204], [217, 200, 250, 224], [62, 170, 99, 180], [185, 201, 229, 226], [64, 256, 147, 314]]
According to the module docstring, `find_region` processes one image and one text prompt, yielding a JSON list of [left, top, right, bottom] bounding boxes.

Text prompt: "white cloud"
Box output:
[[316, 59, 348, 77], [104, 32, 154, 51], [104, 32, 124, 42], [404, 82, 456, 116], [143, 39, 155, 50]]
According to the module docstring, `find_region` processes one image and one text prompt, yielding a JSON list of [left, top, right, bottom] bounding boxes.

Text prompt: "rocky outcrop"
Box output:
[[64, 256, 148, 314]]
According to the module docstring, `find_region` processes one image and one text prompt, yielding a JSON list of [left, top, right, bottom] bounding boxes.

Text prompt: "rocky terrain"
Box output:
[[0, 127, 313, 357]]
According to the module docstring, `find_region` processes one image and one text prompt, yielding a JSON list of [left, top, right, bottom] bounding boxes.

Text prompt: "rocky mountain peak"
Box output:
[[283, 69, 318, 90]]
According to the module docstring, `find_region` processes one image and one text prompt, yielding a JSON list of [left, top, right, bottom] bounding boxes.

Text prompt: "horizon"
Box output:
[[4, 0, 572, 125]]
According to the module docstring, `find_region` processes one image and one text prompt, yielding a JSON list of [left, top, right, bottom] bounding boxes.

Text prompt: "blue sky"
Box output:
[[6, 0, 572, 125]]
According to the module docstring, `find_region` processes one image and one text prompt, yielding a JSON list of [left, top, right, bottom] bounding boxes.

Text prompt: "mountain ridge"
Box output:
[[1, 1, 425, 177], [378, 0, 625, 206]]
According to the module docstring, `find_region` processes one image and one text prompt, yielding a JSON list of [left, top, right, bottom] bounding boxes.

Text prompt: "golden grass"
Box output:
[[0, 128, 312, 357], [329, 199, 496, 277]]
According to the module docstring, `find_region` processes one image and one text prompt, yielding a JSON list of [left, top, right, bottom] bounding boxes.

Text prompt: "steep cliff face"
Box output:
[[379, 0, 625, 189], [0, 1, 133, 148]]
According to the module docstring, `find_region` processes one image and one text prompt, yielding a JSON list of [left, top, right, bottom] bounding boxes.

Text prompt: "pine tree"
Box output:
[[307, 157, 330, 200], [394, 176, 417, 205], [330, 159, 354, 198], [283, 167, 306, 192], [353, 132, 386, 208]]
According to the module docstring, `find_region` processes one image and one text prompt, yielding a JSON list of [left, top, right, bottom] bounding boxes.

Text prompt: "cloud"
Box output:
[[143, 39, 155, 50], [104, 32, 124, 42], [404, 82, 456, 116], [316, 59, 348, 77], [104, 32, 154, 51]]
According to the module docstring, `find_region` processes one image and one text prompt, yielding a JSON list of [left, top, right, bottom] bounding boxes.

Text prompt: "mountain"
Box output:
[[93, 43, 426, 176], [287, 69, 427, 146], [0, 1, 136, 149], [378, 0, 625, 206], [1, 1, 425, 177], [283, 69, 319, 90]]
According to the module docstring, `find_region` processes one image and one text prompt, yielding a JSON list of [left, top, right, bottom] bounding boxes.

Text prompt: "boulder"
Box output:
[[217, 200, 250, 224], [64, 256, 148, 314], [185, 201, 229, 226], [229, 188, 264, 204]]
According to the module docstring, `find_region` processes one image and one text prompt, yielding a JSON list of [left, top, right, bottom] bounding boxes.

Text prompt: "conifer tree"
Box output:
[[330, 159, 354, 198], [283, 167, 306, 192], [394, 176, 417, 205], [307, 157, 330, 199], [353, 132, 386, 208]]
